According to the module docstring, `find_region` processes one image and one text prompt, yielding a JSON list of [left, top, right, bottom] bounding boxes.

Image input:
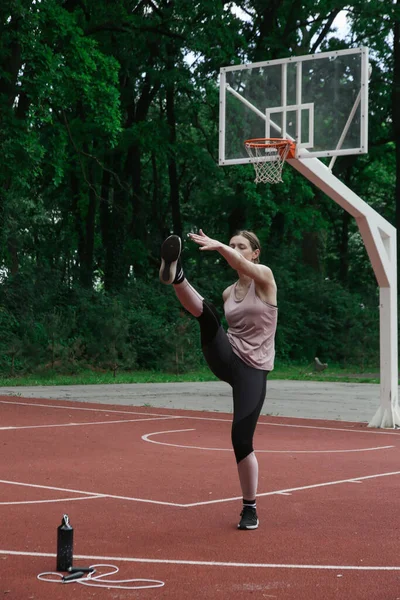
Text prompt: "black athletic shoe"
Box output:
[[159, 235, 182, 284], [237, 506, 259, 530]]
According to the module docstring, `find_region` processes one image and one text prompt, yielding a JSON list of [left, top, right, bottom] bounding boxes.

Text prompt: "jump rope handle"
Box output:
[[68, 566, 95, 573], [62, 570, 84, 582]]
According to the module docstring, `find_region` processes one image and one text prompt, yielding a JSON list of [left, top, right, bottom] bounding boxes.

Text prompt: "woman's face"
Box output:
[[229, 235, 259, 263]]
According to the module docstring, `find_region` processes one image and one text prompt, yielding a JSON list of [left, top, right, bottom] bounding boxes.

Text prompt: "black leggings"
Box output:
[[197, 301, 268, 464]]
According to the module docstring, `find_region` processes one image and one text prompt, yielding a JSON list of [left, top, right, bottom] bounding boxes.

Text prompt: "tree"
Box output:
[[0, 0, 395, 373]]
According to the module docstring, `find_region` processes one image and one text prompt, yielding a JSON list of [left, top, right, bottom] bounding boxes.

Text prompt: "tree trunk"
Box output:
[[302, 231, 322, 273], [228, 184, 247, 237], [99, 167, 112, 274], [166, 83, 182, 238], [70, 166, 97, 288], [7, 236, 19, 276], [338, 211, 350, 284], [128, 75, 162, 245], [80, 180, 97, 288], [70, 171, 85, 283], [101, 155, 130, 292], [127, 144, 145, 241]]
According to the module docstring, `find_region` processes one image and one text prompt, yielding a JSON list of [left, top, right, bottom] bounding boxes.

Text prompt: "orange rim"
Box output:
[[244, 138, 296, 159]]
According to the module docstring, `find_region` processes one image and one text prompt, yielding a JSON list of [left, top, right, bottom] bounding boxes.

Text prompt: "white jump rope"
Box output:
[[37, 564, 165, 590]]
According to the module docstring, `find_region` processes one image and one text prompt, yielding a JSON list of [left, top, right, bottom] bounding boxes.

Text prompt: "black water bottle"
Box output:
[[56, 514, 73, 571]]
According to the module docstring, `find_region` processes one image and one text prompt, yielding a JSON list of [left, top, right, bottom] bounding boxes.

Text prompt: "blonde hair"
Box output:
[[235, 230, 261, 264]]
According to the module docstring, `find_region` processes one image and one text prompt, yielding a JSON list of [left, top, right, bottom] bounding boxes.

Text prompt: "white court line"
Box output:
[[1, 398, 400, 436], [141, 429, 394, 454], [0, 495, 106, 506], [0, 479, 186, 507], [2, 471, 400, 509], [184, 470, 400, 507], [1, 549, 400, 571], [0, 416, 178, 431], [0, 400, 182, 419], [0, 479, 104, 495], [257, 421, 400, 436]]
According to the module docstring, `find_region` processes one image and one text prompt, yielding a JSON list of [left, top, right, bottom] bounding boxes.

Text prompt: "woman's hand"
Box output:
[[187, 229, 222, 252]]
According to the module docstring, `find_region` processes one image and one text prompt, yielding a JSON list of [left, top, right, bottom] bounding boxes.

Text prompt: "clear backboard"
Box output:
[[219, 47, 369, 165]]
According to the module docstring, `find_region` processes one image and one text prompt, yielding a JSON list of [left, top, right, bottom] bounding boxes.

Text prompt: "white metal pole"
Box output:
[[219, 71, 227, 164], [282, 63, 287, 138], [296, 62, 302, 146], [288, 155, 399, 428]]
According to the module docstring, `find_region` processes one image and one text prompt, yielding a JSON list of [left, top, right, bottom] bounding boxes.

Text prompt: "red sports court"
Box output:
[[1, 394, 399, 599]]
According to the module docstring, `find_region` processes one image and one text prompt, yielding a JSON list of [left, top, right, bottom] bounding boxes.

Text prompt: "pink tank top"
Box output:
[[224, 279, 278, 371]]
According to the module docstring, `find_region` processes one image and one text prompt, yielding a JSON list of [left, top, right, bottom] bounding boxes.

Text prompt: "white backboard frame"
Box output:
[[219, 47, 369, 165]]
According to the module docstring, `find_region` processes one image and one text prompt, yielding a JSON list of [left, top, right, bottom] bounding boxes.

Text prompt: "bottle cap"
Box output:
[[61, 514, 72, 528]]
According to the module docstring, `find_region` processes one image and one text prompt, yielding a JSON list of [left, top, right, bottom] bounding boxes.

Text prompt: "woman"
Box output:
[[159, 229, 278, 530]]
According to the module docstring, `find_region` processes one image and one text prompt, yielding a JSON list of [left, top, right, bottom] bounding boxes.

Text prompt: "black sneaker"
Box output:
[[237, 505, 259, 530], [159, 235, 182, 284]]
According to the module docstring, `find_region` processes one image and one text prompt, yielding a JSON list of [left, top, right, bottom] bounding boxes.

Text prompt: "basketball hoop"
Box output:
[[244, 138, 296, 184]]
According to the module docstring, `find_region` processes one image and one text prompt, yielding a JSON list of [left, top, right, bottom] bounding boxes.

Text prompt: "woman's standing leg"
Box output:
[[231, 359, 268, 529]]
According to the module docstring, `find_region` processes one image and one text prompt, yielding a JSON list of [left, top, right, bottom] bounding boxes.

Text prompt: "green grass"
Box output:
[[0, 362, 381, 386]]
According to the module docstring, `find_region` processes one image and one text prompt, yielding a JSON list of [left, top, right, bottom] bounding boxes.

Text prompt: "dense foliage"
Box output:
[[0, 0, 398, 375]]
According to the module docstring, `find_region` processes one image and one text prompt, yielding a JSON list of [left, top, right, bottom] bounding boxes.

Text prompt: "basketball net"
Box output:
[[244, 138, 296, 184]]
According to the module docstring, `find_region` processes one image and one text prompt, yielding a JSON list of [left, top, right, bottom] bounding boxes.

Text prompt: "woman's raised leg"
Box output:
[[159, 235, 233, 381]]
